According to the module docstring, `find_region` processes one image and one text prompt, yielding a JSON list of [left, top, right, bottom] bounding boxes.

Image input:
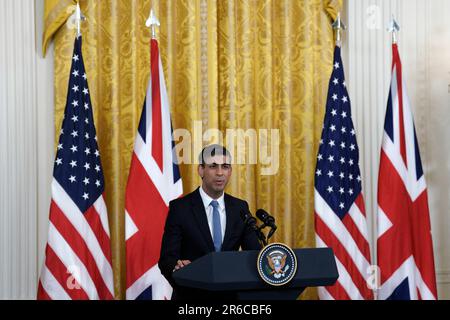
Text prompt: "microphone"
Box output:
[[240, 209, 267, 246], [240, 209, 258, 231], [255, 209, 277, 239]]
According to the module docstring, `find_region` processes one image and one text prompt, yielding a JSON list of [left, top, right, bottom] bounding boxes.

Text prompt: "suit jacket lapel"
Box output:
[[191, 188, 215, 252], [222, 194, 237, 250]]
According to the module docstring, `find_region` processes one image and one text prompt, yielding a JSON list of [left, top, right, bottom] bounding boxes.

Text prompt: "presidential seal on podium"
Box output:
[[257, 243, 298, 286]]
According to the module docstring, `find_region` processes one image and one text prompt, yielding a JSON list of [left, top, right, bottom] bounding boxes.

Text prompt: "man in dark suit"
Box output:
[[159, 144, 262, 300]]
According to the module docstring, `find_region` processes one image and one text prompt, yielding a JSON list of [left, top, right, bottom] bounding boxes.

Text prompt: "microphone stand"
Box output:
[[257, 223, 277, 246], [241, 210, 270, 247], [255, 227, 268, 247]]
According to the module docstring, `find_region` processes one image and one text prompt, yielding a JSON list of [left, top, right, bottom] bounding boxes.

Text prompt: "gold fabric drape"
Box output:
[[43, 0, 341, 299]]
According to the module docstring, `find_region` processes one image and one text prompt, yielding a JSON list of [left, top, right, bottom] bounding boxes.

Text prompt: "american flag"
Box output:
[[376, 43, 437, 300], [125, 38, 183, 300], [314, 46, 373, 300], [37, 36, 114, 300]]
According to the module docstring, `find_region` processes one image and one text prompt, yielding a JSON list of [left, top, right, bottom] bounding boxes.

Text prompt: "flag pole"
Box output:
[[75, 2, 86, 37], [332, 12, 346, 47], [387, 15, 400, 44], [146, 8, 160, 39]]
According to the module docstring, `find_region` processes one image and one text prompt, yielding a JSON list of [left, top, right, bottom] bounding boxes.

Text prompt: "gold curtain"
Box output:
[[43, 0, 341, 299]]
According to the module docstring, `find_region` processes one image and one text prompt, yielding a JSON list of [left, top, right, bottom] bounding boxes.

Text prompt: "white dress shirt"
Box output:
[[199, 186, 226, 243]]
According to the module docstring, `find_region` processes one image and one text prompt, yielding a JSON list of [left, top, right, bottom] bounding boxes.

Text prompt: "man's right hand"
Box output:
[[173, 259, 191, 272]]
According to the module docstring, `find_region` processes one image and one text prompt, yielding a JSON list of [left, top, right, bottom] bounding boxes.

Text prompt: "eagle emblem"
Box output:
[[267, 251, 289, 279], [257, 243, 297, 286]]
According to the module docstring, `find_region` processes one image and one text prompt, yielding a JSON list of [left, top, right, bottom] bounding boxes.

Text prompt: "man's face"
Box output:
[[198, 155, 232, 196]]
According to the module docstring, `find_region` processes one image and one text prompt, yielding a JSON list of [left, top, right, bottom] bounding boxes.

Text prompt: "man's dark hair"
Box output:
[[198, 144, 232, 165]]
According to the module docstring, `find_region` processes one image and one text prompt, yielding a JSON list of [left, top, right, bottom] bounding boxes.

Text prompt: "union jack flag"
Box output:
[[125, 39, 183, 300], [376, 43, 437, 300], [314, 46, 373, 300], [37, 36, 114, 299]]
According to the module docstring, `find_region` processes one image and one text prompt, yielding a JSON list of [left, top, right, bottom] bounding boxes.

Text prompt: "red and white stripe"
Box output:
[[37, 180, 114, 300], [315, 191, 373, 300]]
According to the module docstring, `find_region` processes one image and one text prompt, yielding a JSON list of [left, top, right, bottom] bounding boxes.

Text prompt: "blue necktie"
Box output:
[[210, 200, 222, 252]]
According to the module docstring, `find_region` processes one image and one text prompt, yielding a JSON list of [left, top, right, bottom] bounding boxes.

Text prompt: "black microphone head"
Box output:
[[240, 209, 257, 226], [240, 209, 248, 220], [255, 209, 269, 221], [256, 209, 276, 228]]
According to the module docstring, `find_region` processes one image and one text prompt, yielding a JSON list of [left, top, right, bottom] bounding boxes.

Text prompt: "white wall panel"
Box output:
[[0, 0, 37, 299], [0, 0, 53, 299]]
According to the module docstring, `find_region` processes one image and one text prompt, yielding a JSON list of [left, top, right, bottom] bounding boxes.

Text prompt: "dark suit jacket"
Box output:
[[159, 188, 261, 300]]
